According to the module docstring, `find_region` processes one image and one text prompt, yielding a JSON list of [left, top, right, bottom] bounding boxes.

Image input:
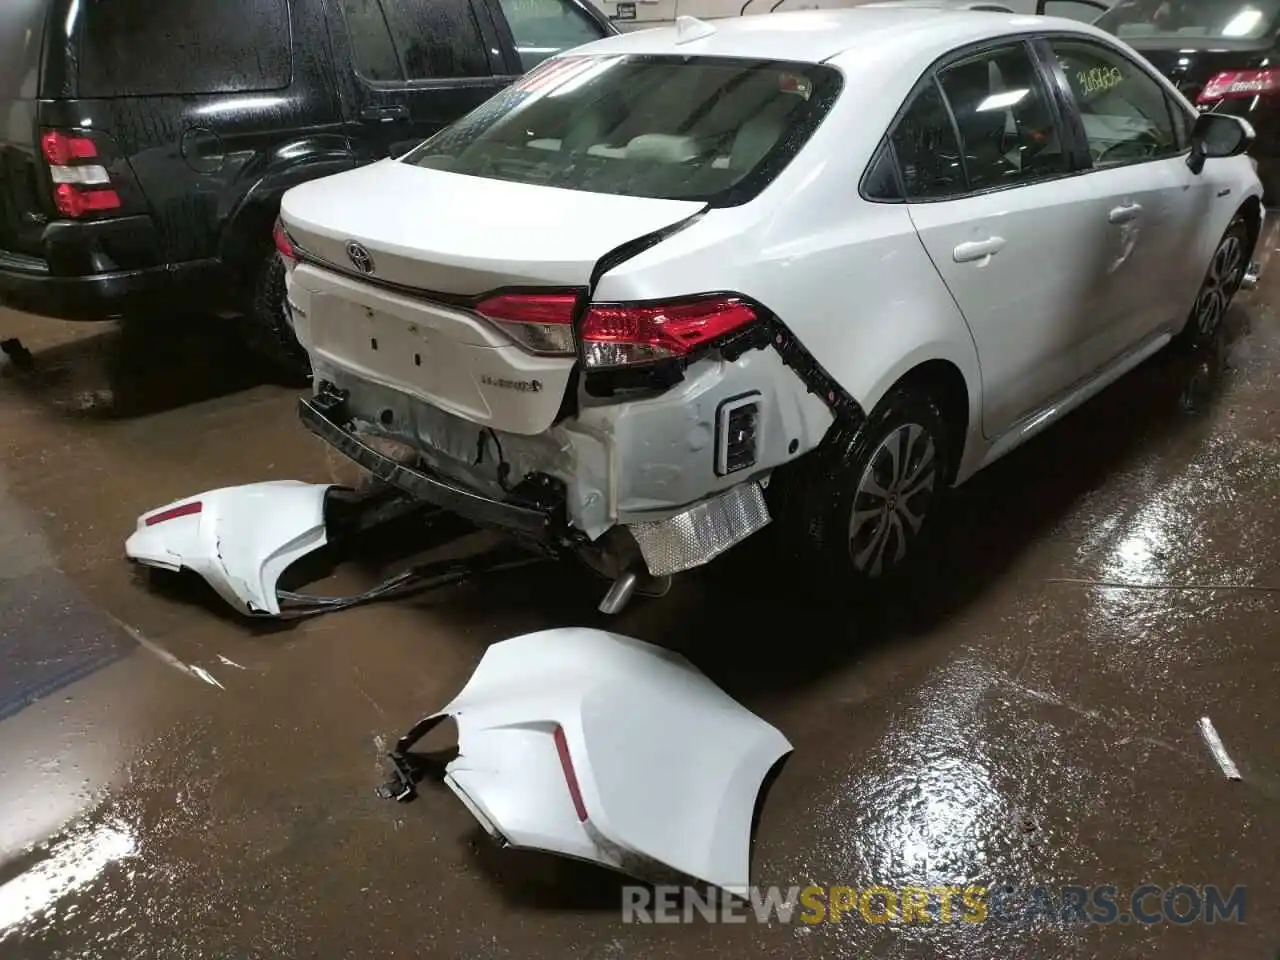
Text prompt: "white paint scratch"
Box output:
[[189, 666, 226, 691]]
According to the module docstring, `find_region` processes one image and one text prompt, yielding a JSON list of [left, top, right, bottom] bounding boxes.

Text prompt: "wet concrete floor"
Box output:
[[0, 243, 1277, 958]]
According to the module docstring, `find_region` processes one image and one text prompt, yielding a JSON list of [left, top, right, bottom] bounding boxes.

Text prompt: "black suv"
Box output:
[[0, 0, 613, 371]]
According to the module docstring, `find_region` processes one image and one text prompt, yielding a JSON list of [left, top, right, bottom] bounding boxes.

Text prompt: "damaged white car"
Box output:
[[277, 9, 1262, 599]]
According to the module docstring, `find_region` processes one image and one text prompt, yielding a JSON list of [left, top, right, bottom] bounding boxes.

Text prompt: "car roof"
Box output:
[[575, 8, 1104, 65]]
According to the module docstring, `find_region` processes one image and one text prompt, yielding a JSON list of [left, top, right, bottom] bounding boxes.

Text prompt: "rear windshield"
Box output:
[[0, 0, 48, 99], [1095, 0, 1280, 41], [400, 54, 843, 207], [77, 0, 292, 97]]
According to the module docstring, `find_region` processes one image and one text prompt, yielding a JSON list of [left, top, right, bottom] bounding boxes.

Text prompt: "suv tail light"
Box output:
[[1198, 68, 1280, 103], [475, 291, 578, 355], [580, 296, 757, 369], [40, 130, 122, 219]]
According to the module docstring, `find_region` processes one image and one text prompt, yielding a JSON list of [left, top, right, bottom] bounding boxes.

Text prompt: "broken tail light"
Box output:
[[40, 130, 122, 219], [1198, 68, 1280, 104], [475, 291, 579, 355], [580, 296, 758, 369]]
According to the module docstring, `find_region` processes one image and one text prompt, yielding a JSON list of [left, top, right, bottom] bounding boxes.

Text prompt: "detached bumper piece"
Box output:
[[379, 628, 792, 896], [299, 387, 566, 544], [125, 480, 542, 619]]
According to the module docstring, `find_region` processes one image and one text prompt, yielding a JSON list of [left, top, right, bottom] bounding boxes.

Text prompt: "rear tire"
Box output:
[[244, 246, 311, 386], [770, 384, 953, 589], [1175, 215, 1248, 351]]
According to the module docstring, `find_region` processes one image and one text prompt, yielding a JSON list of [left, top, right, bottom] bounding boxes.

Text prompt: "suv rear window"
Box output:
[[1096, 0, 1280, 41], [401, 54, 842, 207], [78, 0, 292, 97], [0, 0, 48, 98]]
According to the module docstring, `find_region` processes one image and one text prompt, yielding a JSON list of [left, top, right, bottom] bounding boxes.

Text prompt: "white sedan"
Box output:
[[276, 8, 1261, 600]]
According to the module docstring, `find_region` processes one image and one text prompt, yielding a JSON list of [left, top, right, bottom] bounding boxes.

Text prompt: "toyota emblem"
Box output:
[[346, 241, 374, 275]]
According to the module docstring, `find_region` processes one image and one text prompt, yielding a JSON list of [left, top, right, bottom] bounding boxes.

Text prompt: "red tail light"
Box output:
[[552, 724, 588, 822], [40, 128, 122, 219], [1199, 68, 1280, 103], [53, 184, 121, 219], [273, 218, 297, 265], [41, 131, 98, 165], [144, 501, 203, 527], [475, 291, 578, 355], [580, 296, 757, 369]]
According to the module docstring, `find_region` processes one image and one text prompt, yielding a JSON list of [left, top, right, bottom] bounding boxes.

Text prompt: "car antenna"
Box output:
[[674, 15, 717, 43]]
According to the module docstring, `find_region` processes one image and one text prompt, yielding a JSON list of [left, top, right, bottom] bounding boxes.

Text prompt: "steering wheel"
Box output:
[[1097, 131, 1162, 165]]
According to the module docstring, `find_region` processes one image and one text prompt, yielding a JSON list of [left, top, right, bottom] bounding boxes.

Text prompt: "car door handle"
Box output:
[[361, 104, 408, 122], [952, 237, 1005, 263], [1108, 202, 1142, 224]]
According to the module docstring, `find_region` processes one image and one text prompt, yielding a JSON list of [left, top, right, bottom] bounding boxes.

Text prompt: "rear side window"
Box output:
[[890, 81, 965, 199], [78, 0, 292, 97], [381, 0, 492, 80], [936, 43, 1067, 190], [339, 0, 404, 82], [402, 55, 842, 207], [0, 0, 47, 99], [495, 0, 606, 71]]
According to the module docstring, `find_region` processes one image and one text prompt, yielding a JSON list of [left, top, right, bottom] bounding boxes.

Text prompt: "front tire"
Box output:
[[771, 384, 953, 588], [1176, 215, 1249, 350]]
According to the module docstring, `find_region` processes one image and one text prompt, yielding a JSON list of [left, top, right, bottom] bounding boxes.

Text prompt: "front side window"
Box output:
[[1049, 39, 1180, 165], [402, 55, 842, 206], [890, 81, 965, 199], [937, 43, 1068, 190], [79, 0, 291, 97], [496, 0, 606, 71], [1095, 0, 1280, 42]]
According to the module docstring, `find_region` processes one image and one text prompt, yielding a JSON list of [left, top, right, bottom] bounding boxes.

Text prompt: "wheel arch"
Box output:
[[858, 346, 981, 486], [218, 137, 360, 285]]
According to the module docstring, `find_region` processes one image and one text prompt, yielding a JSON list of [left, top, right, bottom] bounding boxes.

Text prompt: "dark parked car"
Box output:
[[0, 0, 614, 373], [1085, 0, 1280, 195]]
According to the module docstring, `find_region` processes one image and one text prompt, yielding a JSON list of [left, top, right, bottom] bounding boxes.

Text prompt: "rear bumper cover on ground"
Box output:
[[385, 628, 792, 895]]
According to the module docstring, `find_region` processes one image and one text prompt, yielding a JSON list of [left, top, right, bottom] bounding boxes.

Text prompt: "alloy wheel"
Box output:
[[848, 422, 938, 576], [1195, 232, 1244, 337]]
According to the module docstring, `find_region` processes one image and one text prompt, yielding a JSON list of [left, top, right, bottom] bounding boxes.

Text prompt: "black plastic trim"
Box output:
[[713, 390, 761, 478]]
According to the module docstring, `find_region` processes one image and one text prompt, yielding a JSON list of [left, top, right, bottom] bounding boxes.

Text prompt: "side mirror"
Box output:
[[1187, 112, 1256, 174]]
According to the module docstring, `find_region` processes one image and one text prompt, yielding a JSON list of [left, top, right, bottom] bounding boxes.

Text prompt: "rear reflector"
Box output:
[[1199, 68, 1280, 103], [580, 296, 757, 368], [552, 723, 588, 822], [53, 184, 121, 219], [41, 131, 98, 165], [273, 218, 297, 264], [144, 501, 203, 527], [475, 291, 578, 355]]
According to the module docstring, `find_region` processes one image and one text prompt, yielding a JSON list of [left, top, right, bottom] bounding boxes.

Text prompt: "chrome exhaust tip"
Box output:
[[1241, 261, 1261, 291]]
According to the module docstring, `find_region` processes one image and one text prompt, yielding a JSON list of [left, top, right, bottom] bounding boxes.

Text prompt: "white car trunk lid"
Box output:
[[280, 160, 706, 296], [281, 161, 705, 436]]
